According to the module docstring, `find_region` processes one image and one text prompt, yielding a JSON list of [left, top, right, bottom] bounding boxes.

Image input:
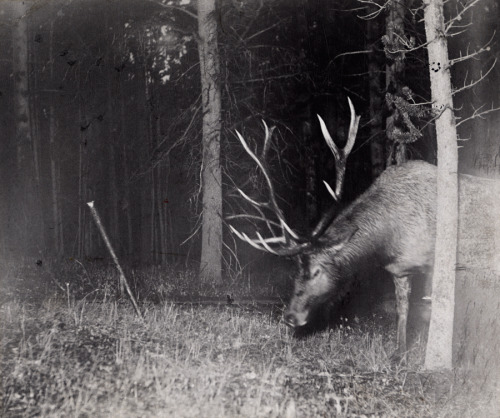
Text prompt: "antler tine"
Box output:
[[317, 97, 360, 202], [310, 97, 360, 240], [231, 123, 315, 256], [237, 229, 311, 256], [261, 120, 275, 160], [317, 114, 341, 164], [236, 187, 283, 237], [229, 225, 271, 252], [322, 180, 338, 202], [242, 232, 270, 252], [229, 224, 248, 242], [229, 225, 292, 255], [235, 128, 299, 242], [346, 96, 360, 156], [226, 214, 281, 228], [256, 232, 280, 254], [236, 187, 265, 207]]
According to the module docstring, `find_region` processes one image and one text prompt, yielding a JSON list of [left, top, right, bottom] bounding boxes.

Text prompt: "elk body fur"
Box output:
[[287, 160, 437, 355]]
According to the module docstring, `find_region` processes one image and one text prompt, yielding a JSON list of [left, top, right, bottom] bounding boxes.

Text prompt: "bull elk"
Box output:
[[230, 98, 437, 357]]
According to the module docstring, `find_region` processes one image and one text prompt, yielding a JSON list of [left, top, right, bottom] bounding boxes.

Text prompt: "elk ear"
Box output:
[[328, 227, 358, 252]]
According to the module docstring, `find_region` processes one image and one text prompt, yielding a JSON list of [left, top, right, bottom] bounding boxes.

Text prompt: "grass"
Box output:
[[0, 260, 498, 416], [1, 299, 496, 417]]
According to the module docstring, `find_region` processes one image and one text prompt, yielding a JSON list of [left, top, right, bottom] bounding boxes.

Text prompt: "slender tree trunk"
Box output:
[[164, 154, 174, 263], [156, 166, 164, 264], [150, 170, 156, 264], [465, 0, 497, 176], [119, 82, 133, 256], [145, 72, 157, 264], [304, 119, 318, 225], [198, 0, 223, 284], [48, 21, 63, 256], [77, 142, 84, 257], [12, 1, 30, 173], [107, 70, 123, 293], [155, 108, 168, 264], [385, 0, 407, 165], [368, 15, 385, 177], [108, 101, 119, 245], [139, 48, 152, 264], [77, 74, 87, 258], [57, 164, 64, 254], [123, 144, 133, 256], [423, 0, 458, 370], [12, 0, 35, 255], [29, 20, 46, 253], [293, 0, 318, 226]]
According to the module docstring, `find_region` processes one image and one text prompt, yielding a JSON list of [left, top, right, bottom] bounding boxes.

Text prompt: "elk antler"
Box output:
[[318, 97, 360, 202], [230, 97, 360, 254], [310, 98, 360, 239], [229, 122, 312, 256]]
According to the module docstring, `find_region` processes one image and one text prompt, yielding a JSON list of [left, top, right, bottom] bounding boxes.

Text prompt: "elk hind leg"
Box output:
[[393, 275, 411, 357]]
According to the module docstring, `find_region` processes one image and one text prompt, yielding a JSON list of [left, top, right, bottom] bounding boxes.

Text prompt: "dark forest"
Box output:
[[1, 0, 497, 268]]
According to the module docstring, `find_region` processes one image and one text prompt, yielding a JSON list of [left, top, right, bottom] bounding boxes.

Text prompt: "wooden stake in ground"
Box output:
[[87, 201, 143, 319]]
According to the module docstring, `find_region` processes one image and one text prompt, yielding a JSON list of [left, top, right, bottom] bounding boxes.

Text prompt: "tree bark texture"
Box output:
[[385, 0, 407, 165], [198, 0, 223, 284], [49, 21, 63, 255], [12, 0, 36, 253], [423, 0, 459, 370], [367, 15, 385, 177]]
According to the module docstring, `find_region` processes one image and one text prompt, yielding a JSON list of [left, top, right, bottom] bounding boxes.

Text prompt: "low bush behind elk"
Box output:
[[230, 98, 437, 356]]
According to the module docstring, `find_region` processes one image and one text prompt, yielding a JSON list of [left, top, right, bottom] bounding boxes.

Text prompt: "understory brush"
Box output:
[[0, 257, 290, 305]]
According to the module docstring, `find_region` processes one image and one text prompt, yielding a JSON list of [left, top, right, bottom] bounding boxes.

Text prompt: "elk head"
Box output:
[[229, 98, 360, 328]]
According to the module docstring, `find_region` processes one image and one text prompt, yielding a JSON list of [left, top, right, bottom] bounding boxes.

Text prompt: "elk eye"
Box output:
[[295, 290, 304, 297], [312, 268, 321, 278]]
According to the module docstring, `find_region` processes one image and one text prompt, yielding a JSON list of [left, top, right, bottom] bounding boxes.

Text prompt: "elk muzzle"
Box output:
[[283, 307, 309, 328]]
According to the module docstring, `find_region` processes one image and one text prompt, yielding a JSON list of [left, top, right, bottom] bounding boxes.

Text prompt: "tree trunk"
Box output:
[[77, 138, 84, 258], [156, 111, 168, 265], [368, 15, 385, 177], [12, 0, 35, 255], [139, 48, 152, 264], [304, 119, 318, 225], [77, 73, 87, 258], [48, 21, 63, 256], [385, 0, 407, 165], [423, 0, 459, 370], [29, 19, 46, 253], [119, 83, 134, 257], [293, 0, 318, 226], [107, 78, 119, 250], [461, 0, 498, 176], [150, 170, 156, 264], [198, 0, 223, 284]]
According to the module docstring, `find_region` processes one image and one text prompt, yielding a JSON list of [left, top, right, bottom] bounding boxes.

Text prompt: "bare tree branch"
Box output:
[[244, 19, 287, 43], [333, 49, 372, 61], [152, 0, 198, 20], [456, 104, 500, 128], [453, 58, 497, 95], [356, 0, 391, 20], [445, 0, 482, 34]]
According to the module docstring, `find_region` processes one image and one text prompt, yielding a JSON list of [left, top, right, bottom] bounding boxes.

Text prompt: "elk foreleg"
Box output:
[[393, 276, 411, 357]]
